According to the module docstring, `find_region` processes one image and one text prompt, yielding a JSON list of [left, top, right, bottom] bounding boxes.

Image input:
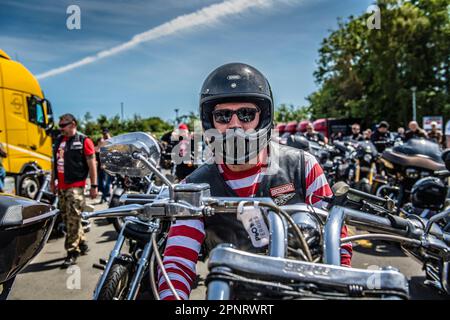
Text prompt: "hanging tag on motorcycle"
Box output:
[[237, 201, 270, 248]]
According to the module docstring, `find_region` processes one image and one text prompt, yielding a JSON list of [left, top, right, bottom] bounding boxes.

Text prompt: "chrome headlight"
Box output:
[[288, 211, 322, 257], [363, 154, 372, 163]]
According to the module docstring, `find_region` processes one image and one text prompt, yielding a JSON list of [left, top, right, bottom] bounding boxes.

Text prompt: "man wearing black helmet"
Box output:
[[157, 63, 352, 300]]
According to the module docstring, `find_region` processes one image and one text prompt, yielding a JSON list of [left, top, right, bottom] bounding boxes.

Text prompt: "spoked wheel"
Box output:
[[98, 262, 131, 300], [18, 174, 40, 199]]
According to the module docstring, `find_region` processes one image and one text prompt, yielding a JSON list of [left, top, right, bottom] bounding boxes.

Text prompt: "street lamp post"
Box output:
[[411, 87, 417, 122], [174, 108, 179, 125]]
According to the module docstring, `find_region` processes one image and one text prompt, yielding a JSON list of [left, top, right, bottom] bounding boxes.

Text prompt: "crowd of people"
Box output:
[[278, 119, 446, 153]]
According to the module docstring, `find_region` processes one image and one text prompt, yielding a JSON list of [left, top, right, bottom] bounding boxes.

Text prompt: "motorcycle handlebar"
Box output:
[[323, 204, 447, 266], [81, 196, 275, 221]]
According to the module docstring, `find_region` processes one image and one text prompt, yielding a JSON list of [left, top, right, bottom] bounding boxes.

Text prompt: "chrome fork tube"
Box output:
[[267, 210, 286, 258], [126, 238, 153, 300], [323, 206, 345, 266]]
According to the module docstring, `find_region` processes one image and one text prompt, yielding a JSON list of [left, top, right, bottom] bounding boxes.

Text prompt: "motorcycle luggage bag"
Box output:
[[0, 195, 58, 284], [382, 138, 445, 172]]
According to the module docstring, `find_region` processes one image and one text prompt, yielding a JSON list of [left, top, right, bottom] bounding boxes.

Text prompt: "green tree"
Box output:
[[274, 104, 310, 123], [308, 0, 449, 128]]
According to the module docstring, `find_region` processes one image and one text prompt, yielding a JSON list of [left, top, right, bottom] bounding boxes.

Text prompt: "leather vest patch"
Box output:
[[270, 183, 295, 197], [270, 183, 296, 205], [273, 192, 296, 206]]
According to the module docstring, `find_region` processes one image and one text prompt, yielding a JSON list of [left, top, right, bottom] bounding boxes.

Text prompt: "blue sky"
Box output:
[[1, 0, 374, 123]]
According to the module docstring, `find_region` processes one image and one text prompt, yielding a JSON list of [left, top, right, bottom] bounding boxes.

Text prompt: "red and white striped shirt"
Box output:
[[158, 151, 352, 300]]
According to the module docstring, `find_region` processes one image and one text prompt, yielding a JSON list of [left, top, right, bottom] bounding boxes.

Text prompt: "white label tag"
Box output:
[[237, 203, 270, 248]]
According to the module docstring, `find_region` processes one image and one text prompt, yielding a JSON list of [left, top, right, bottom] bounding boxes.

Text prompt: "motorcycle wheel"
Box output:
[[97, 263, 131, 300], [18, 174, 40, 199]]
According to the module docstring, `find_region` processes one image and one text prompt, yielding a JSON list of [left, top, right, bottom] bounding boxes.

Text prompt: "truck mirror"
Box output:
[[42, 99, 54, 132]]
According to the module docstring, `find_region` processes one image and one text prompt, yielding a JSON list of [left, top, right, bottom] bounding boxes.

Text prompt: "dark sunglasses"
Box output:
[[59, 122, 73, 129], [212, 107, 260, 124]]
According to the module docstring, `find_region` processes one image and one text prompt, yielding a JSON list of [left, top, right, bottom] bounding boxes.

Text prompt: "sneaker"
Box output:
[[79, 242, 90, 255], [61, 251, 79, 269]]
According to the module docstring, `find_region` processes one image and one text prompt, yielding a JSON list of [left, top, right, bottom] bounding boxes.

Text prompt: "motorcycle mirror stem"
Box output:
[[133, 151, 175, 200]]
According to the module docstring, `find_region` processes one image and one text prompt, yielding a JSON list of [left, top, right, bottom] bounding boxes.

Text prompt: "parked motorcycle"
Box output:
[[0, 195, 59, 299], [343, 140, 379, 193], [323, 173, 450, 295], [82, 132, 410, 300], [376, 138, 445, 207]]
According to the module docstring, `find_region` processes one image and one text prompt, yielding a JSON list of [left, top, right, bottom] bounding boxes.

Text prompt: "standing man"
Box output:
[[51, 114, 98, 268], [96, 128, 112, 204]]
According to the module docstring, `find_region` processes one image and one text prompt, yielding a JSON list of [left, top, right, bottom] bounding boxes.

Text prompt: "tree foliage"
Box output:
[[308, 0, 449, 128], [274, 104, 310, 123], [77, 113, 173, 142]]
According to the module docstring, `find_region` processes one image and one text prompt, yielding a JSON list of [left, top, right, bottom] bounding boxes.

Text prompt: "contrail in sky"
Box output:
[[37, 0, 298, 80]]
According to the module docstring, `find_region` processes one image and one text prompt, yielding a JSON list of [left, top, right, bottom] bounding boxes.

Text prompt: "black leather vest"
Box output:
[[53, 133, 89, 184], [185, 141, 306, 255]]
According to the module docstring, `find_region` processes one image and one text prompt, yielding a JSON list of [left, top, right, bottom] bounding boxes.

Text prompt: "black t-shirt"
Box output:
[[371, 130, 391, 152], [346, 133, 364, 142]]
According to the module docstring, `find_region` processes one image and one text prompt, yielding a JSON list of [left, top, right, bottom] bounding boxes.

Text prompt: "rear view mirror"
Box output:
[[42, 99, 54, 132], [331, 181, 350, 197], [100, 132, 161, 177]]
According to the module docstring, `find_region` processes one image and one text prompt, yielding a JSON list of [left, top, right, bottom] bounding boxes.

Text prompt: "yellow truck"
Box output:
[[0, 49, 55, 197]]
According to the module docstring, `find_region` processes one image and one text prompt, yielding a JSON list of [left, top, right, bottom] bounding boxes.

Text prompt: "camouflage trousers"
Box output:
[[58, 187, 86, 253]]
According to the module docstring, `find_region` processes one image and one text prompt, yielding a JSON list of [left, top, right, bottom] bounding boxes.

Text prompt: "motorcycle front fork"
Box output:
[[93, 220, 154, 300]]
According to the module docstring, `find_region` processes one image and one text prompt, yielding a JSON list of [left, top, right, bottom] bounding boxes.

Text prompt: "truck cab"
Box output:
[[0, 49, 54, 195]]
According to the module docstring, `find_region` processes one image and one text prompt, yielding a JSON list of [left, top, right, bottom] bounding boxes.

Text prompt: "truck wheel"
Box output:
[[18, 174, 40, 199]]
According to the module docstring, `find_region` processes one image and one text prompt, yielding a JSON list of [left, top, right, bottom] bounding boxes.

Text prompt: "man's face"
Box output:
[[409, 122, 418, 131], [306, 124, 313, 133], [378, 127, 387, 134], [352, 125, 360, 134], [59, 118, 76, 136], [212, 102, 260, 134]]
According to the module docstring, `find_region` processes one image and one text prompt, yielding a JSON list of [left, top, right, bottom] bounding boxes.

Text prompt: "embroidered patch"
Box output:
[[270, 183, 295, 197], [273, 192, 296, 206]]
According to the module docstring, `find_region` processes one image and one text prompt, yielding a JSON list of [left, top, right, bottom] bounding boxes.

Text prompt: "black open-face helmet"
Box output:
[[199, 63, 274, 164], [411, 177, 447, 210]]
